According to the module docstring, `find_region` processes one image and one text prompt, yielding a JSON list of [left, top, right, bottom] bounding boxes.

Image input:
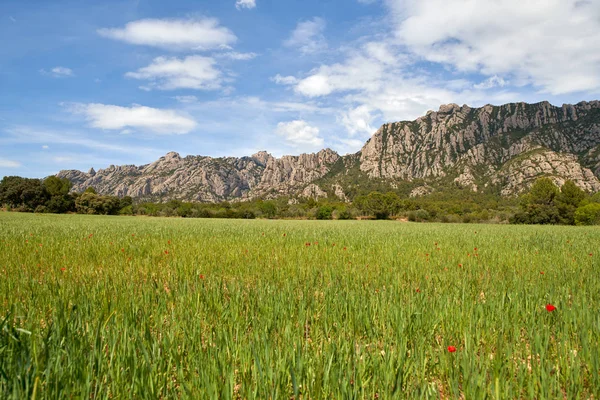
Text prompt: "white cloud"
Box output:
[[285, 17, 327, 55], [3, 126, 163, 156], [294, 45, 391, 97], [67, 103, 197, 134], [125, 56, 222, 91], [40, 66, 74, 78], [98, 18, 237, 51], [340, 105, 376, 137], [236, 0, 256, 10], [0, 158, 21, 168], [275, 120, 324, 148], [474, 75, 508, 90], [173, 95, 198, 104], [271, 74, 298, 85], [388, 0, 600, 94], [42, 145, 49, 149], [216, 51, 258, 60]]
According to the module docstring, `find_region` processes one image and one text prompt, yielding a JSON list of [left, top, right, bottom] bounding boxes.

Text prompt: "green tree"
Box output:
[[43, 176, 72, 196], [514, 178, 561, 224], [556, 180, 587, 224], [316, 205, 333, 220], [355, 192, 401, 219], [0, 176, 49, 211], [574, 203, 600, 225]]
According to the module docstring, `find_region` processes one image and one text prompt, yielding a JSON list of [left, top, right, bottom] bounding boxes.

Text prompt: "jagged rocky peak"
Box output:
[[251, 151, 273, 166], [88, 167, 96, 176], [56, 100, 600, 201]]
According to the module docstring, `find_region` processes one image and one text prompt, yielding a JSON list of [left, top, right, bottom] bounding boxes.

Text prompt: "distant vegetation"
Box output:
[[1, 175, 599, 225]]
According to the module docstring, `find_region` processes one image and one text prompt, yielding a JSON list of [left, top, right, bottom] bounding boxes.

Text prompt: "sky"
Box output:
[[1, 0, 600, 178]]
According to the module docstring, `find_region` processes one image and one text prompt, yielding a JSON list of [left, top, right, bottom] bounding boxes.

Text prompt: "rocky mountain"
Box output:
[[58, 100, 600, 202]]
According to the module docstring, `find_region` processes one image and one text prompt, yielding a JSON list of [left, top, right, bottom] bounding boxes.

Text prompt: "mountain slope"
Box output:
[[58, 101, 600, 201]]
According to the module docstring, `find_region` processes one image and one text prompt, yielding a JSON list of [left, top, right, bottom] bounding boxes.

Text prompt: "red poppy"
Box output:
[[199, 274, 205, 279], [282, 233, 286, 237], [164, 250, 169, 255], [447, 346, 457, 353], [415, 288, 421, 293], [305, 242, 311, 246], [546, 304, 556, 312], [314, 241, 318, 245], [458, 264, 463, 267], [343, 247, 347, 251], [589, 253, 593, 257], [61, 267, 66, 272], [540, 271, 544, 275], [121, 248, 125, 252], [474, 247, 478, 251]]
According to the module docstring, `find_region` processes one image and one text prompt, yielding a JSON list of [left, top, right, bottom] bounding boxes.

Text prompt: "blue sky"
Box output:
[[1, 0, 600, 178]]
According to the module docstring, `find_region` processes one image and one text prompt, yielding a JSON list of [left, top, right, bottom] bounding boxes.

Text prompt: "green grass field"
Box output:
[[1, 212, 599, 398]]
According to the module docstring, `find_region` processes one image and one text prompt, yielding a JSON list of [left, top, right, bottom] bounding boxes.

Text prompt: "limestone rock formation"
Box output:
[[57, 101, 600, 201]]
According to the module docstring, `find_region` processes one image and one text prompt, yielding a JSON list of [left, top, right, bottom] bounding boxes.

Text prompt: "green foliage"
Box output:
[[355, 192, 401, 219], [574, 203, 600, 225], [316, 205, 333, 220], [513, 178, 591, 225], [43, 176, 71, 196], [556, 180, 587, 224], [75, 192, 121, 215]]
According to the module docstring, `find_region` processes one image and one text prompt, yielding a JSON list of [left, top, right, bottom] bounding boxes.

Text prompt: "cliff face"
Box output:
[[57, 101, 600, 201], [59, 149, 340, 202], [358, 101, 600, 194]]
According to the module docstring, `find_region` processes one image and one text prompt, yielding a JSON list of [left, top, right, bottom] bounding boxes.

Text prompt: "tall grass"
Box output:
[[1, 212, 599, 398]]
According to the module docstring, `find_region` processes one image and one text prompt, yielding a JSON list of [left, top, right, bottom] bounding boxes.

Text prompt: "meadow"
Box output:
[[1, 212, 599, 399]]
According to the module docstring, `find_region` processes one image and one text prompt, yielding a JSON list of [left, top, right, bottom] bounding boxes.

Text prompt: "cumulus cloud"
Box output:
[[0, 158, 21, 168], [275, 120, 324, 148], [125, 56, 222, 91], [387, 0, 600, 94], [340, 105, 376, 137], [66, 103, 197, 134], [285, 17, 327, 55], [40, 66, 74, 78], [236, 0, 256, 10], [98, 18, 237, 51]]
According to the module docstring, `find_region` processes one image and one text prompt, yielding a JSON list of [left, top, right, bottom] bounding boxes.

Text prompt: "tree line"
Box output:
[[1, 175, 599, 224]]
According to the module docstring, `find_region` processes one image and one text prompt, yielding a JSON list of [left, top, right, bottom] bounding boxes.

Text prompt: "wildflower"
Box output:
[[343, 247, 347, 251], [314, 241, 318, 245], [199, 274, 205, 279], [282, 233, 286, 237], [332, 243, 336, 247], [590, 253, 593, 257], [61, 267, 66, 272], [121, 248, 125, 252], [416, 288, 421, 293], [474, 247, 478, 251], [305, 242, 311, 247], [458, 264, 462, 267], [164, 250, 169, 255], [447, 346, 457, 353], [546, 304, 556, 312], [540, 271, 544, 275]]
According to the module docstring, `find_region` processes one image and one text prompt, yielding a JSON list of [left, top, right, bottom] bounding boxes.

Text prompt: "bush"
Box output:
[[574, 203, 600, 225], [316, 205, 333, 220]]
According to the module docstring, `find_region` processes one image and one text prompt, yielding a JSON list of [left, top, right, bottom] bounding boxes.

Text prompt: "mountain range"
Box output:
[[57, 100, 600, 202]]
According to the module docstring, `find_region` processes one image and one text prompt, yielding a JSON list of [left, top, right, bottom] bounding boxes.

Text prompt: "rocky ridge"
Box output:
[[58, 101, 600, 201]]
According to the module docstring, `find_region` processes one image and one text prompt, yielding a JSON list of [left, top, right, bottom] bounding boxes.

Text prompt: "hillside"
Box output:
[[57, 101, 600, 201]]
